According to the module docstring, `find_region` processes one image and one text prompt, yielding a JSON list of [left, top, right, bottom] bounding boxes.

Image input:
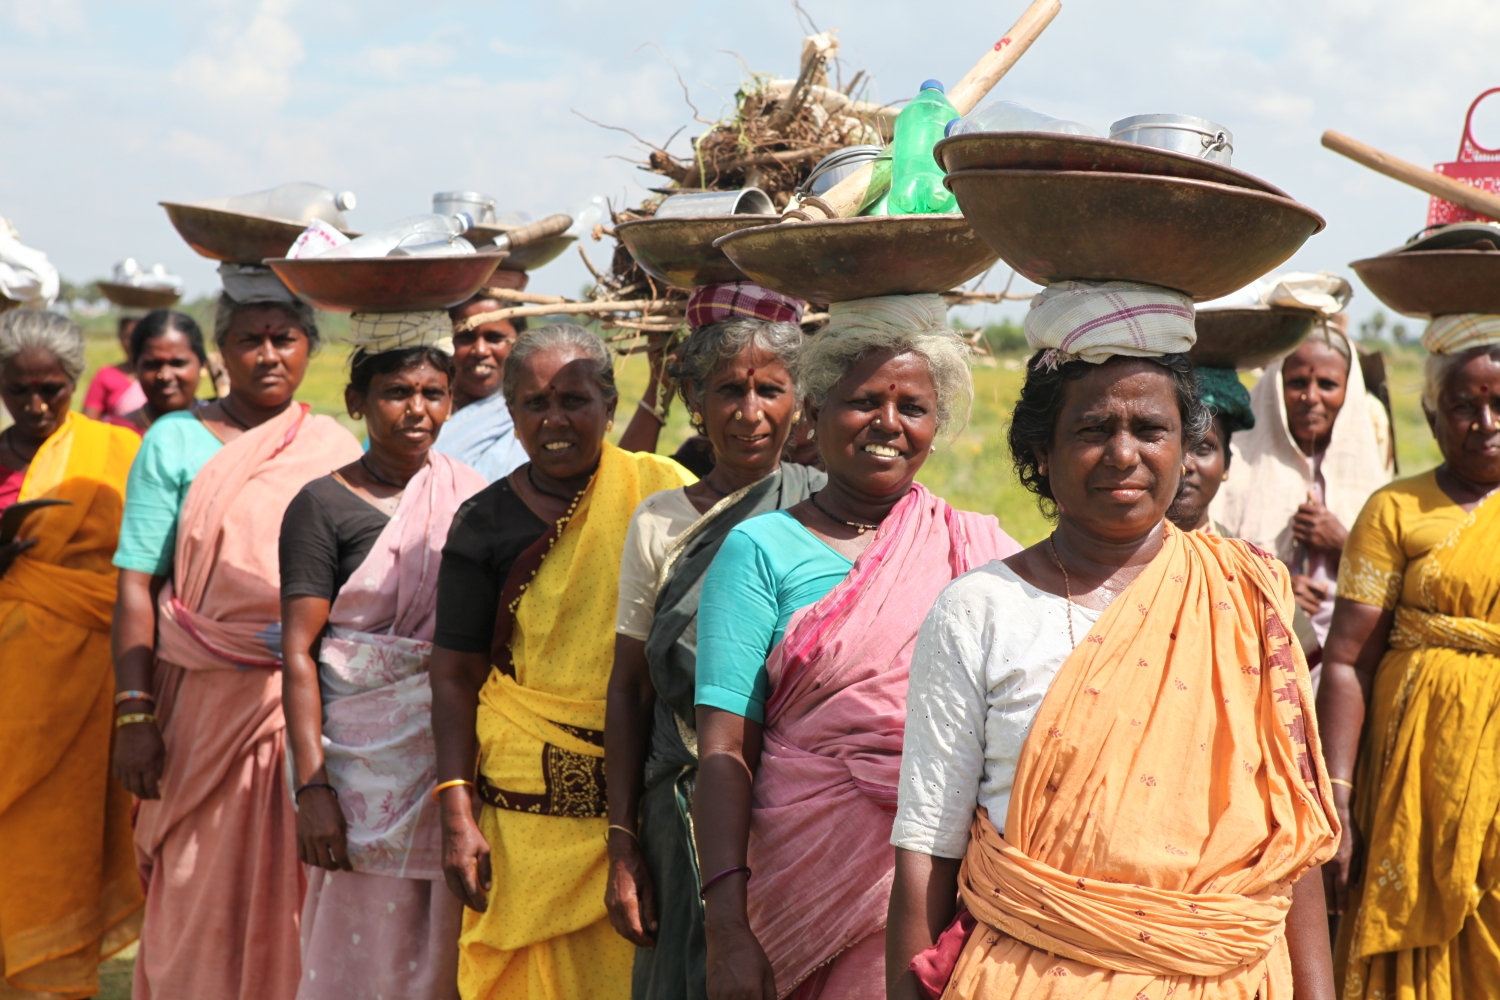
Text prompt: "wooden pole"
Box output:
[[1321, 129, 1500, 223]]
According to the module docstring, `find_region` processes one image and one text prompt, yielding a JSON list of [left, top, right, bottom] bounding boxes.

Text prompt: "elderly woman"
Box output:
[[1166, 366, 1255, 534], [430, 323, 694, 1000], [110, 309, 208, 434], [887, 281, 1340, 1000], [1214, 322, 1392, 668], [0, 309, 143, 998], [692, 295, 1018, 1000], [1319, 317, 1500, 1000], [111, 265, 363, 1000], [603, 282, 817, 1000], [280, 314, 487, 1000]]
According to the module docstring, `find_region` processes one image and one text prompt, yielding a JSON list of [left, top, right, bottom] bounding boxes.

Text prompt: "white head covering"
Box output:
[[348, 311, 455, 355], [1421, 313, 1500, 355], [1023, 280, 1196, 364], [0, 218, 60, 309], [823, 293, 949, 338], [1199, 271, 1353, 316]]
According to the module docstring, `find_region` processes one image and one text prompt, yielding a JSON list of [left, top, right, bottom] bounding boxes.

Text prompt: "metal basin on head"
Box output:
[[1350, 250, 1500, 319], [713, 215, 999, 304], [97, 282, 182, 310], [944, 170, 1324, 302], [615, 216, 778, 289], [1190, 306, 1319, 370], [161, 202, 360, 265], [264, 254, 503, 313]]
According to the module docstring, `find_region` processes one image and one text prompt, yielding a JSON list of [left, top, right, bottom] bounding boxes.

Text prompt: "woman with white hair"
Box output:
[[691, 294, 1019, 1000]]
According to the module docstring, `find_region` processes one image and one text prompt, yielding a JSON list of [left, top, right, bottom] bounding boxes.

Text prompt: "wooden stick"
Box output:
[[460, 298, 684, 327], [1321, 129, 1500, 223], [791, 0, 1062, 220], [479, 287, 569, 305]]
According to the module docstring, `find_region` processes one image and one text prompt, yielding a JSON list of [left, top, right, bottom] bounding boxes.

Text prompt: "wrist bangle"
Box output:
[[637, 398, 667, 425], [295, 781, 337, 802], [606, 823, 640, 844], [114, 690, 155, 706], [115, 713, 156, 728], [1328, 777, 1355, 790], [432, 779, 475, 803], [700, 865, 751, 899]]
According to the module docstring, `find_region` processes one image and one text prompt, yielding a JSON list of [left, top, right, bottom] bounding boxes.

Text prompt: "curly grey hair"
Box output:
[[0, 308, 86, 383], [799, 323, 973, 436], [1422, 343, 1500, 411], [502, 323, 618, 402], [669, 317, 804, 414]]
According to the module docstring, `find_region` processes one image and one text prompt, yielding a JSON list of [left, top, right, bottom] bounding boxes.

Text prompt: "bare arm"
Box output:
[[617, 335, 668, 454], [1286, 866, 1335, 1000], [887, 848, 963, 1000], [431, 645, 494, 911], [695, 706, 775, 1000], [112, 568, 166, 799], [1315, 596, 1394, 914], [604, 634, 658, 946], [280, 595, 351, 871]]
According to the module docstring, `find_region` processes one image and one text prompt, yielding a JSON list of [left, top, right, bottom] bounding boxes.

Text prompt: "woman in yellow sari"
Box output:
[[0, 309, 143, 998], [430, 324, 694, 1000], [1319, 318, 1500, 999]]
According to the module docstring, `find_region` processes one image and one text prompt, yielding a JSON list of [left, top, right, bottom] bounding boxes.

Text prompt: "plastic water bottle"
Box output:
[[316, 213, 475, 259], [888, 80, 959, 215], [946, 101, 1099, 138], [202, 183, 357, 227]]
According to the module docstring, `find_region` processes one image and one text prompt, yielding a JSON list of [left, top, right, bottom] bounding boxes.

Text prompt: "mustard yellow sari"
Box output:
[[460, 443, 694, 1000], [1335, 471, 1500, 999], [0, 412, 143, 999]]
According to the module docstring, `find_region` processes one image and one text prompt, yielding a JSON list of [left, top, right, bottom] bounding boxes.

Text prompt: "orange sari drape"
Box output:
[[947, 527, 1340, 1000], [0, 412, 143, 999]]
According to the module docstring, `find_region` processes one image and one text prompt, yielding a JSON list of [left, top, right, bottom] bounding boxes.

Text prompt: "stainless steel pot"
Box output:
[[432, 191, 497, 225], [654, 187, 775, 218], [1109, 114, 1233, 165], [798, 145, 885, 198]]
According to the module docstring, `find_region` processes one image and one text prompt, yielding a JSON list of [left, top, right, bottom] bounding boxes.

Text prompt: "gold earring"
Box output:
[[930, 445, 936, 453], [607, 418, 614, 431], [1181, 465, 1188, 476], [691, 411, 703, 425], [793, 411, 802, 422], [734, 409, 743, 421], [1221, 471, 1230, 481], [1038, 463, 1048, 475]]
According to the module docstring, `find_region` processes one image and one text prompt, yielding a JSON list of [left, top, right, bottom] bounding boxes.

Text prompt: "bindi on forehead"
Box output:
[[889, 383, 896, 391], [747, 367, 755, 377]]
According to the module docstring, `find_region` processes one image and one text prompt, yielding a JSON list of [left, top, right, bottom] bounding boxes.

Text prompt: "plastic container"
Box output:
[[889, 80, 959, 215], [946, 100, 1099, 138], [315, 213, 475, 259], [201, 182, 357, 228]]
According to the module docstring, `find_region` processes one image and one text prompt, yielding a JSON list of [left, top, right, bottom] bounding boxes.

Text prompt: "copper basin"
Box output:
[[616, 216, 779, 289], [944, 170, 1325, 302], [713, 215, 999, 304], [465, 224, 576, 272], [97, 282, 182, 310], [1350, 250, 1500, 319], [933, 133, 1288, 197], [264, 255, 503, 313], [1191, 306, 1319, 370], [161, 202, 361, 265]]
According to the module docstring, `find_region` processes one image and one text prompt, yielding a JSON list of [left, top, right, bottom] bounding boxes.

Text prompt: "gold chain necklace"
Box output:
[[1047, 534, 1077, 647]]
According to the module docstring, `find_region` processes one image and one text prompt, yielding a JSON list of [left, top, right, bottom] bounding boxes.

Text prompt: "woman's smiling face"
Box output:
[[811, 348, 939, 502]]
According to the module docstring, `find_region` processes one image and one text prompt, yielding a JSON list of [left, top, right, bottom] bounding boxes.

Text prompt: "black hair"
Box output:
[[1008, 351, 1211, 515], [129, 309, 208, 365], [348, 346, 457, 396]]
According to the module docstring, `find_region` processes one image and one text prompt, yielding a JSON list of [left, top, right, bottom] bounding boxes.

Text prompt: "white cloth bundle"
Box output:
[[823, 293, 949, 338], [1422, 313, 1500, 355], [1023, 280, 1196, 364], [0, 218, 60, 309], [348, 311, 455, 355]]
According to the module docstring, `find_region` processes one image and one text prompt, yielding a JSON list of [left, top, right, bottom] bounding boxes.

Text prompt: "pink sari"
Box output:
[[745, 483, 1019, 999], [297, 452, 484, 1000], [133, 404, 362, 1000]]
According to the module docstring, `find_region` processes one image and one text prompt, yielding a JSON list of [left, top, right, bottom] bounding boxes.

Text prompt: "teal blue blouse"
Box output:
[[695, 510, 853, 723], [113, 410, 223, 576]]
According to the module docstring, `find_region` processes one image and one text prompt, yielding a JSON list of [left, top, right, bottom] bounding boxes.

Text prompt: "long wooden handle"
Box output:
[[1321, 129, 1500, 223], [495, 213, 574, 250], [794, 0, 1063, 220]]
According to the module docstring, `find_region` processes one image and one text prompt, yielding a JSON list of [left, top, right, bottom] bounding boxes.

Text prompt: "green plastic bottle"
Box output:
[[888, 79, 959, 215]]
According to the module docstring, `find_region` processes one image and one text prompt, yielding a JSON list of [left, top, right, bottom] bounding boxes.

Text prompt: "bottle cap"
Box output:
[[336, 191, 357, 211], [920, 79, 944, 92], [945, 118, 959, 137]]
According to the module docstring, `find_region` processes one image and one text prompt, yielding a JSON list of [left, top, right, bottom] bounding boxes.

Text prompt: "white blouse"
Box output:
[[891, 560, 1100, 859], [615, 487, 702, 641]]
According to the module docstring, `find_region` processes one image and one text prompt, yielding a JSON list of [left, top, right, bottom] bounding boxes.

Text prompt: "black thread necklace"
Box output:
[[528, 463, 588, 502], [809, 491, 881, 535], [360, 455, 407, 489], [217, 398, 252, 430]]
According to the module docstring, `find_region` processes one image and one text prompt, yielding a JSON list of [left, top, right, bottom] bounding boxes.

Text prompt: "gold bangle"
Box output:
[[115, 713, 157, 728], [606, 823, 640, 844], [1328, 777, 1355, 790], [432, 779, 475, 803], [114, 689, 155, 706]]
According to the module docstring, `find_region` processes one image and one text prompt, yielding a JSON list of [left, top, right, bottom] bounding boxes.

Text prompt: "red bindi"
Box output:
[[889, 383, 896, 391], [747, 367, 755, 377]]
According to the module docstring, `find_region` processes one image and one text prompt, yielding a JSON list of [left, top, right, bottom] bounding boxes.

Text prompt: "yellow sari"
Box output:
[[1335, 470, 1500, 999], [460, 443, 694, 1000], [0, 412, 143, 999]]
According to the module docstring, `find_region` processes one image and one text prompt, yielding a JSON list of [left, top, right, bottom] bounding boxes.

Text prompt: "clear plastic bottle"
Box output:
[[946, 101, 1099, 138], [888, 80, 960, 215], [316, 213, 475, 259], [202, 183, 357, 227]]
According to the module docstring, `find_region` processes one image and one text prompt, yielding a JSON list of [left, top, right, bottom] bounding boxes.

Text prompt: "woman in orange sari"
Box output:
[[886, 281, 1341, 1000], [0, 309, 143, 999], [111, 267, 363, 1000]]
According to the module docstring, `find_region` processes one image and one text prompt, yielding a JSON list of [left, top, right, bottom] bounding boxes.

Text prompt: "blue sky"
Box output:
[[4, 0, 1499, 329]]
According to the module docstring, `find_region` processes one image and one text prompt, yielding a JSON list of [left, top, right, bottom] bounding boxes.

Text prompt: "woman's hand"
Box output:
[[441, 789, 492, 912], [705, 921, 777, 1000], [0, 537, 38, 578], [1292, 498, 1349, 553], [1291, 574, 1332, 617], [296, 786, 352, 870], [1322, 796, 1363, 915], [605, 831, 658, 947], [113, 720, 165, 799]]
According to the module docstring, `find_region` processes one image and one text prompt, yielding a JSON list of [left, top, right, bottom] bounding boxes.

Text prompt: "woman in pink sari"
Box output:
[[692, 295, 1019, 1000], [111, 268, 363, 1000], [279, 321, 486, 1000]]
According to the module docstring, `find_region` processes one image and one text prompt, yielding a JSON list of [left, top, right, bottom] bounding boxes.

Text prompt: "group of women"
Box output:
[[0, 247, 1494, 1000]]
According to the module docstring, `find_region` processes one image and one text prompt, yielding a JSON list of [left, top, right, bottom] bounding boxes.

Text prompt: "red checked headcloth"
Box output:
[[686, 281, 805, 330]]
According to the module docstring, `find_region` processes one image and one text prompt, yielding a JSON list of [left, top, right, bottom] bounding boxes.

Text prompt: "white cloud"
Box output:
[[360, 37, 459, 81], [170, 0, 304, 107], [2, 0, 84, 37]]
